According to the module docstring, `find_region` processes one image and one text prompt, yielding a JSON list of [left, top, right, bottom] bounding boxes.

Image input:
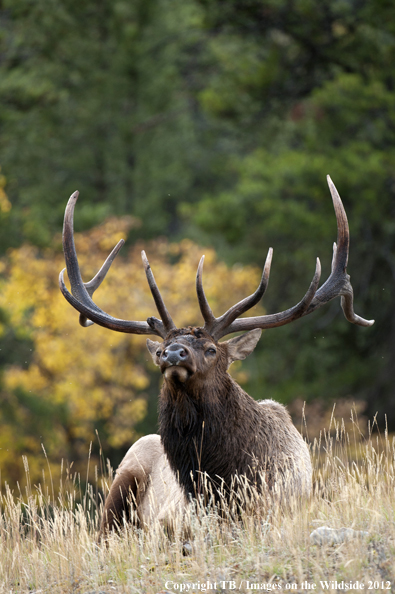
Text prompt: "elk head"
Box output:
[[146, 327, 262, 386], [59, 176, 374, 356]]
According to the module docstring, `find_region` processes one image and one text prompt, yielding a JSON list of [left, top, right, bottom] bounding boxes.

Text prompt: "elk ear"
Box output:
[[146, 339, 162, 366], [224, 329, 262, 367]]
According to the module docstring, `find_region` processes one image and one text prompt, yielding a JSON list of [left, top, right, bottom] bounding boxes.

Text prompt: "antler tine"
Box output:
[[205, 248, 273, 340], [328, 175, 349, 270], [141, 251, 177, 334], [196, 256, 216, 327], [85, 240, 125, 295], [212, 176, 374, 339], [215, 257, 322, 339], [59, 191, 167, 338], [62, 191, 90, 303], [78, 240, 125, 327]]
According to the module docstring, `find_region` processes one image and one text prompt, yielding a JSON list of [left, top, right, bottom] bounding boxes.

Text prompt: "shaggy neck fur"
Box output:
[[159, 364, 271, 506]]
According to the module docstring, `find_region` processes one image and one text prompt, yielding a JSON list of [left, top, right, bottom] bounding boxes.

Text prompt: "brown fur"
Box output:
[[100, 327, 312, 535]]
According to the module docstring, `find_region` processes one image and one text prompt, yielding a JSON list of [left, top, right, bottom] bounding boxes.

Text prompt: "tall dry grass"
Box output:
[[1, 410, 394, 593]]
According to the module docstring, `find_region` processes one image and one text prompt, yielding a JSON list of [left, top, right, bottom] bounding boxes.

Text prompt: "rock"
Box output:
[[310, 526, 369, 545]]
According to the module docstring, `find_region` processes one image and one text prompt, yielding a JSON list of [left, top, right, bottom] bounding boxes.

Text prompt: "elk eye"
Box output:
[[156, 350, 161, 357], [206, 347, 216, 355]]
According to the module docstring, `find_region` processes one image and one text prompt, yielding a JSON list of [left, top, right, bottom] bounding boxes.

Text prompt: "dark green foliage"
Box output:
[[0, 0, 201, 244]]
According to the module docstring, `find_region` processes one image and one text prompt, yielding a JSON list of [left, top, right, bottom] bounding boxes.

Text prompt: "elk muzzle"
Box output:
[[160, 342, 196, 382]]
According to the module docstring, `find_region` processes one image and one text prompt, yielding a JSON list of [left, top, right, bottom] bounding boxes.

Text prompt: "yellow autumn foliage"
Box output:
[[0, 217, 263, 487]]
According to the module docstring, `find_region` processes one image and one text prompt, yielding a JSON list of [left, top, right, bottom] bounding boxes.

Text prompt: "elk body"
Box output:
[[59, 176, 374, 534], [100, 434, 186, 534]]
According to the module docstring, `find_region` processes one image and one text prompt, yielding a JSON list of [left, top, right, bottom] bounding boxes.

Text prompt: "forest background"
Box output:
[[0, 0, 393, 488]]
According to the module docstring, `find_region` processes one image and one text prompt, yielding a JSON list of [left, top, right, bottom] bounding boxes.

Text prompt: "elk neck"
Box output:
[[158, 363, 267, 503]]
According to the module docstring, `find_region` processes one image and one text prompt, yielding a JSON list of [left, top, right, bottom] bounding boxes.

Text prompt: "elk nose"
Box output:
[[162, 343, 188, 366]]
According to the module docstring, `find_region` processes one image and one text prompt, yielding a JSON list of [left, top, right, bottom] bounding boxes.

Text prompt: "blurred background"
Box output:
[[0, 0, 393, 487]]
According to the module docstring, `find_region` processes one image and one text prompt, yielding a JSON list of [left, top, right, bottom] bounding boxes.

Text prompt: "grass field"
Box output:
[[1, 410, 394, 594]]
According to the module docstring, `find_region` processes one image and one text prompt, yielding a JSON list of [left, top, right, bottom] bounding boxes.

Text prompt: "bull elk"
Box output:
[[59, 176, 374, 534]]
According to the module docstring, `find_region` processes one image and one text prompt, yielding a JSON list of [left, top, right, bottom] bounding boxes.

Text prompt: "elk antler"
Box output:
[[197, 176, 374, 340], [59, 191, 175, 338]]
